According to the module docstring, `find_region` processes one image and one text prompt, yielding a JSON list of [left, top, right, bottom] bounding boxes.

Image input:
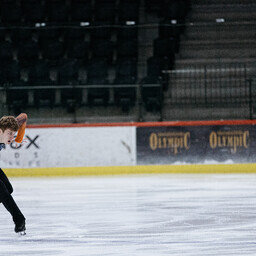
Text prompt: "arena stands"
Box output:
[[0, 0, 255, 123]]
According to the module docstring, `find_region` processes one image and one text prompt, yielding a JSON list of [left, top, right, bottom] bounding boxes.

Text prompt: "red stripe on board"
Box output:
[[27, 119, 256, 129]]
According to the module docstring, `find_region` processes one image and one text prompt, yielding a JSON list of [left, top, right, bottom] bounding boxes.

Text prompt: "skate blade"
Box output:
[[17, 231, 26, 236]]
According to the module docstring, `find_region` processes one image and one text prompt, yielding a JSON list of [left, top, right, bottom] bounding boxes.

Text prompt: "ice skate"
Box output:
[[15, 219, 26, 236]]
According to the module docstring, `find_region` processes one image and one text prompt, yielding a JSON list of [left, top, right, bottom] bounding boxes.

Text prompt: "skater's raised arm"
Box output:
[[15, 113, 28, 144]]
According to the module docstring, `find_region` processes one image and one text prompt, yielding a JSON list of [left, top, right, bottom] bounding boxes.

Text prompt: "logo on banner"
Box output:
[[149, 132, 190, 155], [209, 130, 249, 153], [10, 135, 40, 149], [1, 135, 41, 167]]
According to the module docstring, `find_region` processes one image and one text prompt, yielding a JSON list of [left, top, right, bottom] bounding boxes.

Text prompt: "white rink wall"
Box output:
[[0, 127, 136, 168]]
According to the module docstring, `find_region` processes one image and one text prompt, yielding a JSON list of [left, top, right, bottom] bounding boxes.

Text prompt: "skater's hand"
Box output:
[[12, 137, 28, 148]]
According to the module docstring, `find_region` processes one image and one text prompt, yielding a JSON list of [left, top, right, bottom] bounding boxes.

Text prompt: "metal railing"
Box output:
[[164, 63, 249, 106], [0, 82, 164, 122]]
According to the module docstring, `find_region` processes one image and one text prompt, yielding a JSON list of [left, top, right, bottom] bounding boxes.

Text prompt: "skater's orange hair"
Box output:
[[15, 113, 28, 143]]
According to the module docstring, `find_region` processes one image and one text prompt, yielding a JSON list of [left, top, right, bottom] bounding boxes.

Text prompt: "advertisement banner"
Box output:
[[137, 125, 256, 164], [0, 126, 136, 168]]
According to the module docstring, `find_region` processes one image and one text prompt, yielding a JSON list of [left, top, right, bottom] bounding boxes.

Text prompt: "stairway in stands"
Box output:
[[162, 0, 256, 120], [176, 0, 256, 67]]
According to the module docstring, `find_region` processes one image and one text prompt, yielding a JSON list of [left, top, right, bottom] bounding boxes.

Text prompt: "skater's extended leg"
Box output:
[[0, 180, 25, 233]]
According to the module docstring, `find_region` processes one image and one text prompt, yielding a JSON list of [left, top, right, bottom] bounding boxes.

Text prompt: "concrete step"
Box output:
[[162, 105, 250, 121], [189, 6, 256, 22], [164, 87, 249, 101], [192, 4, 256, 10], [174, 58, 256, 68], [184, 22, 256, 34], [167, 78, 247, 85], [165, 66, 247, 78], [165, 78, 247, 90], [184, 28, 256, 40], [180, 39, 256, 49], [178, 47, 256, 59], [191, 0, 256, 5]]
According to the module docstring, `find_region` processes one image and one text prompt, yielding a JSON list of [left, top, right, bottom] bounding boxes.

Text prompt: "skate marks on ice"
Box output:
[[1, 175, 256, 256]]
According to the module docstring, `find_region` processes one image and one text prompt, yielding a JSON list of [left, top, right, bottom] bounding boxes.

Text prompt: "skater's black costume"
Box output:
[[0, 114, 27, 233], [0, 167, 25, 230]]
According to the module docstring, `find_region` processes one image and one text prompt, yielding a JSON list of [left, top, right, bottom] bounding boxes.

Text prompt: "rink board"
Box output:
[[1, 120, 256, 175], [4, 163, 256, 177]]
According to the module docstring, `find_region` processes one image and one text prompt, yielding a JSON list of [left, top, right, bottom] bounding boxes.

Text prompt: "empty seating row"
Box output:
[[6, 82, 158, 113], [0, 23, 138, 41], [1, 57, 139, 111], [0, 0, 140, 24], [0, 59, 138, 86], [0, 38, 138, 66], [5, 84, 144, 113], [1, 57, 159, 113]]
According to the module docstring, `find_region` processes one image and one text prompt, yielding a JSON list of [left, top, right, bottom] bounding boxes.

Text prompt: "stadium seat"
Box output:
[[161, 0, 186, 21], [57, 59, 82, 111], [66, 40, 89, 65], [0, 1, 21, 24], [91, 39, 114, 64], [91, 21, 113, 40], [63, 27, 86, 42], [161, 0, 189, 35], [27, 60, 52, 84], [116, 39, 138, 60], [114, 59, 137, 84], [114, 86, 136, 112], [4, 60, 28, 112], [158, 19, 180, 38], [147, 56, 173, 78], [70, 0, 92, 23], [118, 0, 140, 22], [0, 28, 7, 41], [153, 37, 175, 59], [27, 60, 55, 108], [87, 87, 110, 106], [145, 0, 163, 13], [61, 87, 83, 112], [0, 60, 22, 86], [86, 59, 109, 106], [10, 28, 34, 47], [46, 0, 68, 23], [158, 20, 181, 52], [0, 68, 4, 86], [57, 59, 79, 85], [113, 59, 137, 111], [2, 60, 25, 113], [0, 41, 14, 61], [17, 39, 39, 67], [37, 27, 62, 44], [21, 0, 46, 24], [147, 56, 172, 91], [94, 0, 116, 23], [87, 59, 109, 84], [40, 39, 65, 65], [141, 76, 163, 112], [117, 22, 138, 39]]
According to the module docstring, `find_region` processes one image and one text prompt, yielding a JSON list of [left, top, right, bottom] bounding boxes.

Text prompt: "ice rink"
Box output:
[[1, 174, 256, 256]]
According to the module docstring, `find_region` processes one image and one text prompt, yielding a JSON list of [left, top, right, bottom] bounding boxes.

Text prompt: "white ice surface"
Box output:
[[1, 174, 256, 256]]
